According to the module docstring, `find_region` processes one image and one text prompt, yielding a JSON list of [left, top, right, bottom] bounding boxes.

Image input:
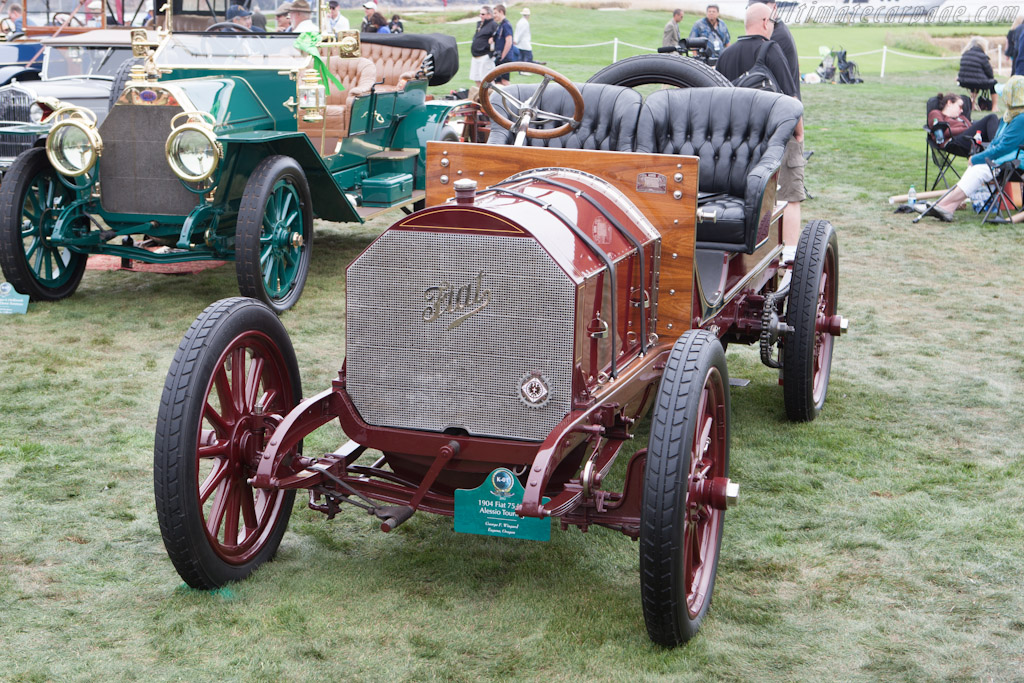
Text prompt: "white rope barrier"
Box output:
[[456, 36, 1003, 79]]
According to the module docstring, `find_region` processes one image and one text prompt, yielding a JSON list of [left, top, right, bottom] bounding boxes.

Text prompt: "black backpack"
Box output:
[[732, 40, 782, 93]]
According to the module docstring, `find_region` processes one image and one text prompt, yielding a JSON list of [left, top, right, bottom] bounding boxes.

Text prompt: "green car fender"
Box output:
[[215, 130, 361, 224]]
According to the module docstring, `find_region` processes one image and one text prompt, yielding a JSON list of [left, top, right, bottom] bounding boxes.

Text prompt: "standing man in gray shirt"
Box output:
[[663, 9, 683, 48]]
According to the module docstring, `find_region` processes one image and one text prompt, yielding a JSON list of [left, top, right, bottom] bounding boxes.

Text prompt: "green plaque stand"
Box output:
[[454, 468, 551, 541], [0, 282, 28, 315]]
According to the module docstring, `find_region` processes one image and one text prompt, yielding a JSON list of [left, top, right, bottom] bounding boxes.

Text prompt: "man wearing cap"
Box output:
[[226, 4, 254, 31], [86, 0, 103, 27], [326, 0, 349, 33], [360, 2, 376, 33], [273, 2, 291, 31], [289, 0, 317, 32], [514, 7, 532, 63]]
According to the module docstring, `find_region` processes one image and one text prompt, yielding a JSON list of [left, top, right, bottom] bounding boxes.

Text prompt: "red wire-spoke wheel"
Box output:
[[783, 219, 844, 422], [155, 298, 302, 589], [641, 330, 736, 646], [479, 62, 585, 141]]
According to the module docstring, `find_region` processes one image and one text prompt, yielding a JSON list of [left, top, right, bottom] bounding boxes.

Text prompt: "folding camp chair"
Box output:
[[924, 94, 976, 191], [980, 155, 1024, 224]]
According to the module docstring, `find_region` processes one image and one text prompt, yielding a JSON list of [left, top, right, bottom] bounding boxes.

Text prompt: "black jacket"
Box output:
[[770, 21, 800, 100], [958, 45, 996, 90], [716, 35, 798, 99], [471, 18, 496, 57]]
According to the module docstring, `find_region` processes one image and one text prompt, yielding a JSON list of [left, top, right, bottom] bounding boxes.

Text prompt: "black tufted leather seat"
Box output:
[[635, 87, 803, 253], [486, 83, 642, 151]]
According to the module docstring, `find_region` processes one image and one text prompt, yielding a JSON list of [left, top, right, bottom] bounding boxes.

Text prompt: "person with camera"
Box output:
[[491, 4, 515, 84], [689, 5, 730, 59]]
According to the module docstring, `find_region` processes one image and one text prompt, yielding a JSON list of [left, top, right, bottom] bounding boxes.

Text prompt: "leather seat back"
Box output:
[[635, 87, 802, 197], [298, 57, 377, 145], [358, 42, 426, 89], [325, 56, 377, 105], [486, 82, 642, 151]]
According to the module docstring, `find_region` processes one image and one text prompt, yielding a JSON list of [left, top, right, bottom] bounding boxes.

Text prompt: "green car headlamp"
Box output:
[[166, 111, 221, 183], [46, 107, 102, 177]]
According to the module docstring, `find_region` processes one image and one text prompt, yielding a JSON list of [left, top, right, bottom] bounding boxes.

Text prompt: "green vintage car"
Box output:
[[0, 23, 463, 311]]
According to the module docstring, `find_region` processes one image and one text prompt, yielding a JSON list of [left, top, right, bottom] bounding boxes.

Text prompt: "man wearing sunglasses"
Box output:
[[717, 2, 805, 259], [470, 6, 498, 87]]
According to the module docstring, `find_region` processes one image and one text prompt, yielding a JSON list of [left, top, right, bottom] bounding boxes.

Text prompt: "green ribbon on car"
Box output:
[[293, 31, 344, 95]]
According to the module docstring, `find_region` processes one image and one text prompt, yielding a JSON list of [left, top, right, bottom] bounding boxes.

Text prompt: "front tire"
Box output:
[[235, 156, 313, 314], [641, 330, 732, 646], [0, 147, 86, 301], [783, 220, 839, 422], [154, 297, 302, 589]]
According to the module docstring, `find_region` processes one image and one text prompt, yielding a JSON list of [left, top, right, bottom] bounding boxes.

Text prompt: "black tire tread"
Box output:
[[782, 219, 838, 422], [235, 155, 313, 314], [154, 297, 300, 589], [107, 57, 145, 110], [641, 329, 730, 646], [0, 147, 86, 301], [587, 54, 733, 89]]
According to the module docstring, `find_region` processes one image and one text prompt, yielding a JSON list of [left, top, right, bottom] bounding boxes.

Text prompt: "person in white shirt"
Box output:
[[325, 0, 349, 33], [288, 0, 317, 32], [514, 7, 532, 62]]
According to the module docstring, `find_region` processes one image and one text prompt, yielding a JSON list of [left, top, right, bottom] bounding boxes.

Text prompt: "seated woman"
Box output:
[[958, 36, 998, 111], [924, 76, 1024, 222], [928, 92, 1000, 153]]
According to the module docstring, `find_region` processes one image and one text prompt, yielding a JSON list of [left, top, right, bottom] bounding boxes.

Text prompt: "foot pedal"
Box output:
[[376, 505, 414, 532], [729, 378, 750, 387]]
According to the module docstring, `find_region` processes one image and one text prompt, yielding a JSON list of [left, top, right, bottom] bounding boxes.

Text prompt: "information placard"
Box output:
[[0, 282, 28, 315], [454, 468, 550, 541]]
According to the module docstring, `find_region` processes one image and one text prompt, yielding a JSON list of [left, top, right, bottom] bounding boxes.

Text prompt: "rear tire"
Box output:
[[641, 330, 731, 646], [783, 220, 839, 422], [587, 54, 732, 89], [154, 297, 302, 589]]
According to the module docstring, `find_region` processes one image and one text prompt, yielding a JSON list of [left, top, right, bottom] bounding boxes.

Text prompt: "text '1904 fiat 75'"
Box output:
[[0, 6, 463, 312], [153, 61, 848, 646]]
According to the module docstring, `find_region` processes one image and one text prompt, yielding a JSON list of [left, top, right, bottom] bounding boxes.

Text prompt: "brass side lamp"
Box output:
[[297, 69, 326, 123]]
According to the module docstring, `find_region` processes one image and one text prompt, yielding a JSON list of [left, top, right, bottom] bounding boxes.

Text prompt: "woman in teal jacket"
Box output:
[[925, 75, 1024, 221]]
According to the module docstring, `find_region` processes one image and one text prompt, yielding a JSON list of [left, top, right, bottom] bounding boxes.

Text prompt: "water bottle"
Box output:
[[908, 185, 917, 206], [934, 127, 945, 145]]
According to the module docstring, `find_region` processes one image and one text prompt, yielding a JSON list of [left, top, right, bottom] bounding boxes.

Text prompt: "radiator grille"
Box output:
[[98, 104, 196, 215], [346, 231, 575, 442], [0, 89, 34, 161]]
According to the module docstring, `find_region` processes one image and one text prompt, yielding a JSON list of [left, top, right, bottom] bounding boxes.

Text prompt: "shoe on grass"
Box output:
[[922, 203, 954, 222]]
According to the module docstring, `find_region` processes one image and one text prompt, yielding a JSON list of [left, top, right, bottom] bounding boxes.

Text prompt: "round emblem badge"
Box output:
[[491, 469, 515, 495], [0, 282, 11, 296], [519, 371, 552, 409]]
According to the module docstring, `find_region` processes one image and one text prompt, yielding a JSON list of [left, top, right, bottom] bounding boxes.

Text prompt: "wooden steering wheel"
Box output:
[[53, 12, 85, 27], [0, 17, 15, 32], [479, 62, 585, 143]]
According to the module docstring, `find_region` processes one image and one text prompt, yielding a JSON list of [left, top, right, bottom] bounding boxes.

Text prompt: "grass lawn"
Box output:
[[2, 7, 1024, 682]]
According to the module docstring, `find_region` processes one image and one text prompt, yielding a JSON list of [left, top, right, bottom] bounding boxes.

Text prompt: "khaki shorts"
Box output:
[[778, 136, 806, 203]]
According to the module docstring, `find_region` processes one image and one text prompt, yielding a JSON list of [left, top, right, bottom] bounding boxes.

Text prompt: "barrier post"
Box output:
[[613, 37, 618, 63], [880, 45, 887, 79]]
